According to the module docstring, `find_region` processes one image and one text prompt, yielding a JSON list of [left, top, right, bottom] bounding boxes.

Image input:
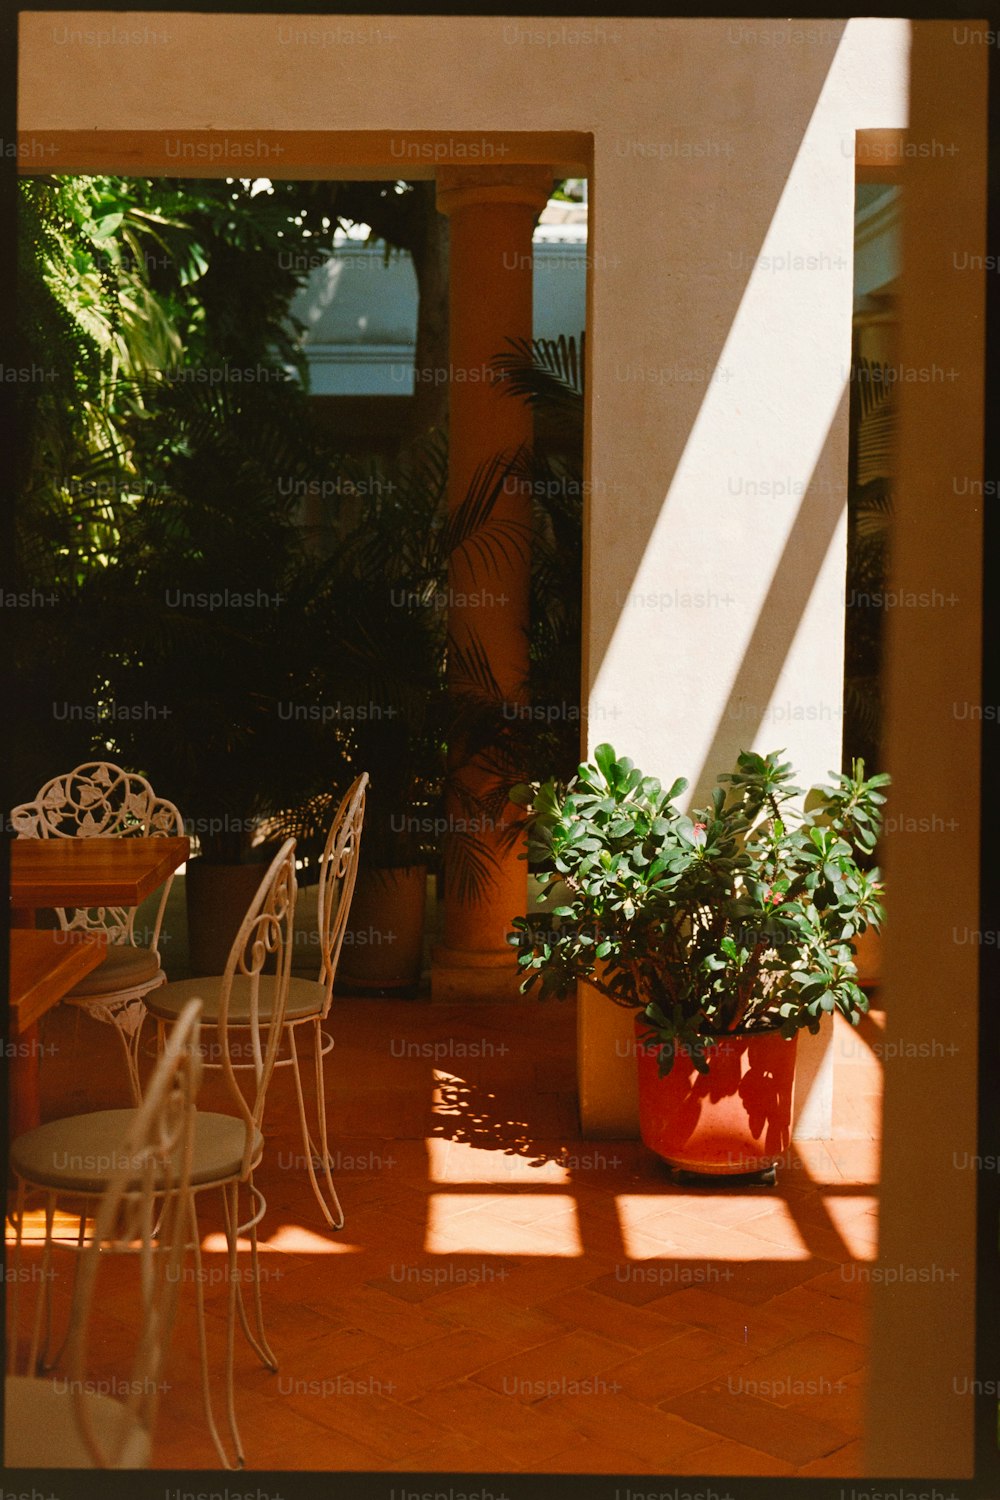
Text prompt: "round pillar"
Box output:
[[433, 165, 553, 1000]]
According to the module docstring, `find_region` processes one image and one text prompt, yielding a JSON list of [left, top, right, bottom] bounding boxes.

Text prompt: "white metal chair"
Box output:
[[11, 761, 185, 1103], [8, 839, 297, 1470], [145, 774, 367, 1230], [5, 997, 202, 1468]]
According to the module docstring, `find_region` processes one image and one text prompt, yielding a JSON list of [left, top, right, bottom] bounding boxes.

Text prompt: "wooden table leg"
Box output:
[[9, 907, 42, 1135], [9, 1027, 41, 1138]]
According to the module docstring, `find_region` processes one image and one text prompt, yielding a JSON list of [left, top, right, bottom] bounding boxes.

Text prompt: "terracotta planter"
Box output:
[[635, 1018, 798, 1176], [185, 860, 269, 977], [337, 864, 427, 993]]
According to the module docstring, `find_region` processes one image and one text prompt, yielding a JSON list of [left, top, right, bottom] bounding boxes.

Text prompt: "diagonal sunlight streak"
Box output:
[[687, 387, 851, 801], [592, 23, 908, 799]]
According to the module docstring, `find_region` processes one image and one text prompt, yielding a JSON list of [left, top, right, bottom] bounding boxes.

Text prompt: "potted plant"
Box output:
[[510, 744, 888, 1179]]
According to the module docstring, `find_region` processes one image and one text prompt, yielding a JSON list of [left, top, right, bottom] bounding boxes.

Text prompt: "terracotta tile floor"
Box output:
[[6, 987, 884, 1477]]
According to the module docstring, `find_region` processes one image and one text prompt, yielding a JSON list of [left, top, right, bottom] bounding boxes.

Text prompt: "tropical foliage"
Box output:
[[15, 175, 585, 893], [14, 174, 328, 809]]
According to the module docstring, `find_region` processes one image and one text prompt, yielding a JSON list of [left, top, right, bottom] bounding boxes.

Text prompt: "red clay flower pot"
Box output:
[[635, 1017, 798, 1175]]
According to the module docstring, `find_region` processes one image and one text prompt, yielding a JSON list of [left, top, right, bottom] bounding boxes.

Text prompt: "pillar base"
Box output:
[[431, 944, 524, 1002], [790, 1023, 834, 1141], [577, 982, 639, 1138]]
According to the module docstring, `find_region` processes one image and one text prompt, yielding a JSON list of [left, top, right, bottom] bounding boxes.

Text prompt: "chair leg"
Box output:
[[222, 1180, 277, 1372], [122, 1005, 146, 1105], [28, 1194, 56, 1375], [245, 1177, 278, 1372], [106, 1000, 145, 1105], [222, 1181, 245, 1469], [288, 1020, 345, 1230], [187, 1191, 234, 1470], [37, 1206, 87, 1373]]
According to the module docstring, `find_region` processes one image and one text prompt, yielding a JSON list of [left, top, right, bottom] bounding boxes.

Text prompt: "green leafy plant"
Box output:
[[13, 174, 325, 800], [510, 745, 889, 1074]]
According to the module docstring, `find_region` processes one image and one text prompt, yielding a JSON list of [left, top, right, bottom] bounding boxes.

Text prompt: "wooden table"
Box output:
[[7, 836, 190, 1133], [11, 836, 190, 922], [10, 929, 107, 1035], [8, 930, 108, 1138]]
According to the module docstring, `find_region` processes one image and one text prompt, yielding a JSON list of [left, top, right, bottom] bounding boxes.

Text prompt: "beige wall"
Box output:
[[586, 20, 909, 801]]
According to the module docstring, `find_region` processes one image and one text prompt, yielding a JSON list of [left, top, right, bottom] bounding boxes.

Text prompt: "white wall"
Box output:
[[290, 228, 587, 394]]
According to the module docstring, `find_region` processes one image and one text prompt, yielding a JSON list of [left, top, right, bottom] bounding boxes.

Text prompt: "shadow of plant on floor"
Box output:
[[431, 1073, 578, 1168]]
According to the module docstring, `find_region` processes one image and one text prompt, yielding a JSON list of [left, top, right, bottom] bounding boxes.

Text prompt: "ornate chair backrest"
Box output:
[[11, 762, 184, 952], [65, 997, 202, 1467], [316, 773, 368, 1013], [216, 838, 297, 1179]]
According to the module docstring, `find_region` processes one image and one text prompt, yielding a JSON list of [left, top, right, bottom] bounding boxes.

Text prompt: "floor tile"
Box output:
[[347, 1328, 521, 1402], [605, 1326, 759, 1404], [471, 1328, 636, 1402], [279, 1387, 446, 1460], [536, 1286, 690, 1351], [17, 991, 880, 1476], [665, 1383, 853, 1466], [537, 1392, 716, 1469], [796, 1437, 867, 1476], [406, 1382, 576, 1465], [681, 1436, 798, 1475], [726, 1330, 866, 1401], [640, 1286, 801, 1354]]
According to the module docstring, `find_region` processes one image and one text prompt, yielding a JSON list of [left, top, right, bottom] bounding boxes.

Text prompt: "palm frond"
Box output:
[[442, 831, 502, 905], [852, 478, 893, 540], [491, 333, 585, 441], [447, 632, 512, 701], [844, 677, 882, 746], [853, 359, 897, 484], [493, 333, 585, 398], [440, 448, 533, 578]]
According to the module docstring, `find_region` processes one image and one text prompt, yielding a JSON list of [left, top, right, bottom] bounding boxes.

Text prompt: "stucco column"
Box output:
[[432, 165, 553, 1001]]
